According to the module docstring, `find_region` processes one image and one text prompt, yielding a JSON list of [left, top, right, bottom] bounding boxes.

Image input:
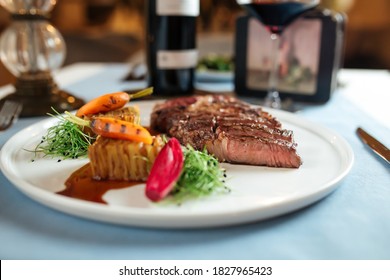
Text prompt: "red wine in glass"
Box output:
[[237, 0, 320, 109]]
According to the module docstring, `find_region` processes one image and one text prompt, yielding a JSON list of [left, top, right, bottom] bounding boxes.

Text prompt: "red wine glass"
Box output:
[[237, 0, 320, 109]]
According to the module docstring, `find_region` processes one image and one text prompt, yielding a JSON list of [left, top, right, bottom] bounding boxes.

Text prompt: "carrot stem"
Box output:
[[129, 87, 154, 100], [65, 111, 89, 127]]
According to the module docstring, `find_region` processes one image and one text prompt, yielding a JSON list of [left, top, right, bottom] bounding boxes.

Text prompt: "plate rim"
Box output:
[[0, 103, 354, 228]]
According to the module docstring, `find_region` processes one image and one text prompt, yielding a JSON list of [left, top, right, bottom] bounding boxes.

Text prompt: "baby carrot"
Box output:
[[76, 87, 153, 117], [65, 113, 153, 144], [76, 92, 129, 117], [90, 117, 153, 144]]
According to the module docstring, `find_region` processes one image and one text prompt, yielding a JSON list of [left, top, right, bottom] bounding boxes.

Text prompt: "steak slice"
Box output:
[[151, 95, 302, 168]]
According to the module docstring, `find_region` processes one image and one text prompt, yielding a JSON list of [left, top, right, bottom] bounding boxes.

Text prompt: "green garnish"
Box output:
[[170, 145, 230, 203], [197, 54, 234, 72], [32, 108, 95, 160]]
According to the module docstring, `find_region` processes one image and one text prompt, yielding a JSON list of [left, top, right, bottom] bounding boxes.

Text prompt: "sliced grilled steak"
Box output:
[[151, 95, 302, 168]]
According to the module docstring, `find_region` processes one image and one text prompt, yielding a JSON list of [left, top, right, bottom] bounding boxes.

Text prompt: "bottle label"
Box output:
[[156, 0, 199, 16], [157, 50, 198, 69]]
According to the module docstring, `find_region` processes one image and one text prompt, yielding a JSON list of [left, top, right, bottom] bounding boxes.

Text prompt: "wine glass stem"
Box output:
[[265, 33, 282, 109]]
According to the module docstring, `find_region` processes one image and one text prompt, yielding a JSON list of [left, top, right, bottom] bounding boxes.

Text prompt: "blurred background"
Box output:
[[1, 0, 389, 87]]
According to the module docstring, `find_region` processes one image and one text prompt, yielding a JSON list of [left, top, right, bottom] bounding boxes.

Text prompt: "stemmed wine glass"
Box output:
[[237, 0, 320, 109]]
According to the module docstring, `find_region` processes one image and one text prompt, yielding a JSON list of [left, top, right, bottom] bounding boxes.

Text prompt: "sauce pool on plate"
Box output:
[[58, 163, 141, 204]]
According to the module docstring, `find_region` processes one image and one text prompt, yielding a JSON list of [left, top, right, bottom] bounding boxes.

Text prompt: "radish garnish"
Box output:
[[145, 138, 184, 202]]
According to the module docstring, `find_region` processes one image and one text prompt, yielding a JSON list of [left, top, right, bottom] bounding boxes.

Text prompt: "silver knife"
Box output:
[[356, 127, 390, 164]]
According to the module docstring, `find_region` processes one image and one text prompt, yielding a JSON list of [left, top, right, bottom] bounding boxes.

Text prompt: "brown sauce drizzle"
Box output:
[[57, 163, 141, 204]]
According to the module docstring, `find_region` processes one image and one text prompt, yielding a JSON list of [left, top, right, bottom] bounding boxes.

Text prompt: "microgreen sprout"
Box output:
[[31, 108, 96, 160], [169, 145, 230, 203]]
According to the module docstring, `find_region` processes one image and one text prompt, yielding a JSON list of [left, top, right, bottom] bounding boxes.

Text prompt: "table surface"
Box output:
[[1, 63, 389, 260]]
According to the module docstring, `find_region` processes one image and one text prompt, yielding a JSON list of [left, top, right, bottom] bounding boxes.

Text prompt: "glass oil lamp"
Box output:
[[0, 0, 84, 117]]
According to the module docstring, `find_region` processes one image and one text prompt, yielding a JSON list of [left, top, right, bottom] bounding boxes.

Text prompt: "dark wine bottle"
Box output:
[[146, 0, 199, 96]]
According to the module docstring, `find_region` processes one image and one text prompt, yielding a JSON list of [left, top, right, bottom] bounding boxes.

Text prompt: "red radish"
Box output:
[[145, 138, 184, 202]]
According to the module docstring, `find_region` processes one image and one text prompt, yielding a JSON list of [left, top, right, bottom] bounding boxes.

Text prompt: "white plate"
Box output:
[[0, 100, 353, 228]]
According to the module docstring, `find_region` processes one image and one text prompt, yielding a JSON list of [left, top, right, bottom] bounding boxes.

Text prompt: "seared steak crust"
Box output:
[[151, 95, 302, 168]]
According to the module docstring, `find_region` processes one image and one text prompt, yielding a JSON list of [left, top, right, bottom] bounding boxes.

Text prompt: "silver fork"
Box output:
[[0, 100, 23, 131]]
